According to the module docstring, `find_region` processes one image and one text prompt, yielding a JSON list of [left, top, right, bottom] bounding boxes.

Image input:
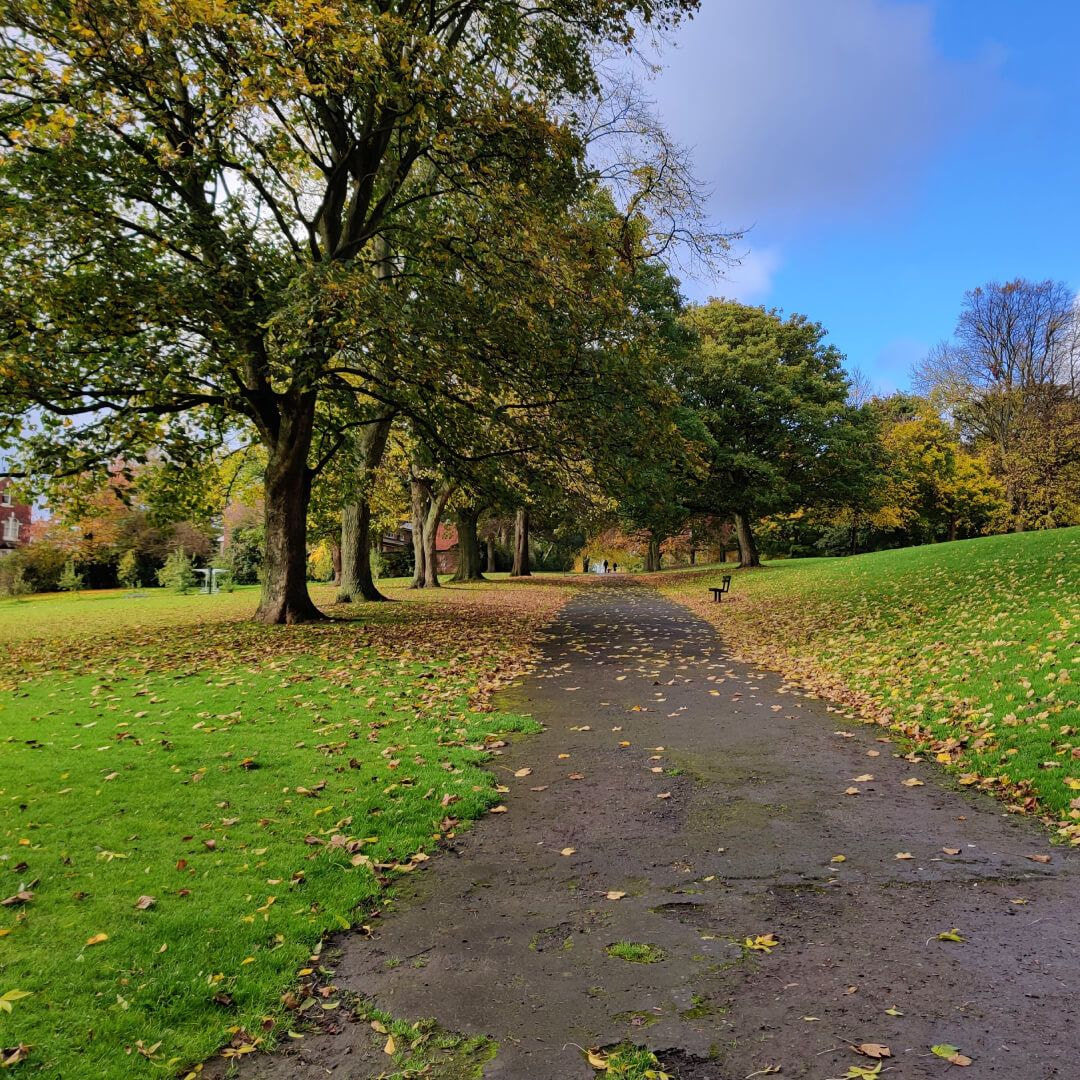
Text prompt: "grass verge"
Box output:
[[658, 528, 1080, 843], [0, 580, 568, 1078]]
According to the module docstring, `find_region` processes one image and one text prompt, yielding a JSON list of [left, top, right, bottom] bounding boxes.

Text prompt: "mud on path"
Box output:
[[221, 585, 1079, 1079]]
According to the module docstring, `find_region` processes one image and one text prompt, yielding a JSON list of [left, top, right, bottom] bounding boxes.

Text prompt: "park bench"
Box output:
[[709, 575, 732, 602]]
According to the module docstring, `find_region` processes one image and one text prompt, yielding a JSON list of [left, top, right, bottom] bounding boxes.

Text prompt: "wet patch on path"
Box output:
[[215, 586, 1079, 1079]]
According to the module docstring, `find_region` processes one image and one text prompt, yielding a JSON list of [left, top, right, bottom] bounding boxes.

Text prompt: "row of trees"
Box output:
[[0, 0, 732, 621], [602, 279, 1079, 569], [1, 1, 1075, 608]]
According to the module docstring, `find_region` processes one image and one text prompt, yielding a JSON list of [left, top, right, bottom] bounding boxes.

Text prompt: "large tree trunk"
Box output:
[[486, 536, 496, 574], [452, 506, 485, 582], [338, 417, 393, 603], [734, 511, 761, 569], [644, 535, 661, 572], [331, 542, 342, 587], [410, 479, 429, 589], [511, 507, 531, 577], [256, 392, 324, 624], [421, 483, 454, 588]]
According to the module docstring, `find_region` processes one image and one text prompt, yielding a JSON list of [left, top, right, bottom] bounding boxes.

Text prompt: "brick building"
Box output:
[[0, 478, 31, 557]]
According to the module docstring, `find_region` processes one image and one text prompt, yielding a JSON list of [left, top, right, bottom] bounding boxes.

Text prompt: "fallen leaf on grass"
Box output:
[[85, 933, 108, 946], [383, 1034, 396, 1055], [931, 1044, 972, 1066], [585, 1048, 609, 1070], [0, 1044, 31, 1068], [0, 990, 32, 1013], [0, 891, 33, 907], [134, 895, 156, 910]]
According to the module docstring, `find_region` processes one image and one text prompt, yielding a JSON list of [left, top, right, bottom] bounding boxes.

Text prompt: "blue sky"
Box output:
[[645, 0, 1080, 391]]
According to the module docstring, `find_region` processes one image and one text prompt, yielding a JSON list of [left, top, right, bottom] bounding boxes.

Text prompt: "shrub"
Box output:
[[226, 524, 264, 585], [157, 549, 195, 593], [57, 558, 84, 593], [117, 549, 141, 590]]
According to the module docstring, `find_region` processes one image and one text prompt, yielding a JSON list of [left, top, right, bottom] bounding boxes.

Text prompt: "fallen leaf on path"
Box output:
[[560, 848, 576, 856], [942, 848, 961, 856], [851, 774, 874, 783], [936, 928, 964, 942], [605, 891, 626, 900], [835, 1065, 882, 1079], [831, 854, 846, 863], [894, 852, 913, 860], [1025, 854, 1051, 864], [931, 1044, 972, 1066], [657, 792, 672, 800], [489, 805, 507, 814], [844, 787, 861, 796], [743, 933, 779, 953], [884, 1006, 903, 1016], [856, 1043, 891, 1059], [585, 1048, 609, 1070], [513, 768, 532, 778], [901, 778, 924, 787]]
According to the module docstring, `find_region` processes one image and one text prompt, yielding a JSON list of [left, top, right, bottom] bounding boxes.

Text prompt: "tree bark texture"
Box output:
[[486, 536, 496, 573], [421, 483, 454, 588], [410, 479, 428, 588], [331, 542, 341, 587], [734, 511, 761, 568], [644, 535, 661, 572], [451, 506, 485, 582], [511, 506, 531, 577], [338, 417, 393, 603], [255, 392, 325, 624]]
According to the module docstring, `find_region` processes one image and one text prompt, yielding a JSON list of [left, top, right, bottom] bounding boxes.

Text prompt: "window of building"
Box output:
[[2, 517, 19, 542], [0, 491, 11, 507]]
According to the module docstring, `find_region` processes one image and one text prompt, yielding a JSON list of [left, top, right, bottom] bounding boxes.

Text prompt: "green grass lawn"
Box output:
[[0, 580, 566, 1078], [660, 528, 1080, 841]]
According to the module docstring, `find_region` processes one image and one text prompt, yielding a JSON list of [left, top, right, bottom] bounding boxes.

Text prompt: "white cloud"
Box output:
[[707, 244, 784, 304], [646, 0, 1004, 232]]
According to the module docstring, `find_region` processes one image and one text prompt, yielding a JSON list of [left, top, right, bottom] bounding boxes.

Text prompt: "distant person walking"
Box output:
[[603, 559, 609, 573], [582, 556, 590, 574], [612, 562, 618, 573]]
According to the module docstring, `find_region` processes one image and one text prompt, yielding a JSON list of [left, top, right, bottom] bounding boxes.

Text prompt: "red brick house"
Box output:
[[0, 478, 31, 556]]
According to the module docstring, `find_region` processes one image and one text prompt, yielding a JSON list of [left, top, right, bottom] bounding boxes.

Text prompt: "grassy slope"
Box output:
[[0, 580, 567, 1078], [660, 528, 1080, 840]]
